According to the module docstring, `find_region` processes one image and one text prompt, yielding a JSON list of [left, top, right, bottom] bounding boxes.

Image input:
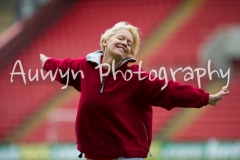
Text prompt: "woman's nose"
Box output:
[[121, 40, 127, 47]]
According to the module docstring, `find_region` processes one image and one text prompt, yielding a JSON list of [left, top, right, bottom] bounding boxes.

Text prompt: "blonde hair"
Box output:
[[100, 22, 140, 57]]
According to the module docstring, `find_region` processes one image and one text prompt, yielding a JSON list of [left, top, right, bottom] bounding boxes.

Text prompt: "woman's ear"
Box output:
[[102, 39, 107, 47]]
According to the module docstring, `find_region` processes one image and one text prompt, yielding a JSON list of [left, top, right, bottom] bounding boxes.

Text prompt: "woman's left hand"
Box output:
[[208, 88, 230, 106], [40, 54, 49, 69]]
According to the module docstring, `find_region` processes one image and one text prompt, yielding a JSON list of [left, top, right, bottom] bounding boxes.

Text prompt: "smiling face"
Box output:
[[103, 29, 133, 62]]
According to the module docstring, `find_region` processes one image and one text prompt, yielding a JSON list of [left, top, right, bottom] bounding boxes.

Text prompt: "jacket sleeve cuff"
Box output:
[[203, 92, 209, 106], [43, 58, 52, 71]]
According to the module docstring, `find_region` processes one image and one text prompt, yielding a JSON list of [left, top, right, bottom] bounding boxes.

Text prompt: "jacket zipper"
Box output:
[[100, 58, 136, 93], [142, 122, 153, 157], [98, 57, 135, 93], [100, 78, 105, 93], [142, 122, 148, 143]]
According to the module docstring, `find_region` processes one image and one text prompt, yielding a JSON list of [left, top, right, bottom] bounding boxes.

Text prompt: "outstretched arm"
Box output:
[[39, 53, 83, 91], [135, 67, 230, 110], [208, 88, 230, 106]]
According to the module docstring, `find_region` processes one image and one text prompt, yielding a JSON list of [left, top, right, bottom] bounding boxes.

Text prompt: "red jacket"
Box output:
[[44, 50, 209, 158]]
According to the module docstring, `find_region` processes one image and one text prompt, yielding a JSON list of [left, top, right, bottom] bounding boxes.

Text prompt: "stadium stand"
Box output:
[[0, 0, 239, 146], [0, 0, 181, 142], [174, 72, 240, 141], [147, 0, 240, 68], [147, 0, 240, 141]]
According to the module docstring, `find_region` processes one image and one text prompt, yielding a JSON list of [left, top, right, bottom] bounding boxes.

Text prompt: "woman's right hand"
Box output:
[[40, 54, 49, 69]]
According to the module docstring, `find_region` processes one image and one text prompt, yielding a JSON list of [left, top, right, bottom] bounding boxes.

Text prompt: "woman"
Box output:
[[40, 22, 229, 160]]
